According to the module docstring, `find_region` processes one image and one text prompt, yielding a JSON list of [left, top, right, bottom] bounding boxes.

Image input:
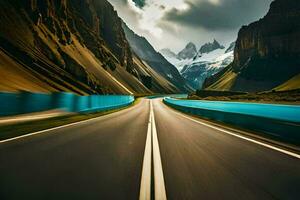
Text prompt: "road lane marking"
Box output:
[[0, 111, 64, 125], [171, 109, 300, 159], [0, 102, 138, 144], [140, 101, 167, 200], [151, 101, 167, 200], [0, 117, 102, 144], [139, 102, 152, 200]]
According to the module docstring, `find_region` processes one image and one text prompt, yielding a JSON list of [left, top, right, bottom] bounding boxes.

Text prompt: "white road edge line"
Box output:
[[151, 101, 167, 200], [0, 107, 131, 144], [139, 102, 152, 200], [172, 109, 300, 159]]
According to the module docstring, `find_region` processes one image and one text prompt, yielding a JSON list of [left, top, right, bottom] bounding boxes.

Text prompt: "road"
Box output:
[[0, 99, 299, 200]]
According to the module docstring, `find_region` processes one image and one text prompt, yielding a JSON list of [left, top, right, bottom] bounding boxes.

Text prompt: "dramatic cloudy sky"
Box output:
[[107, 0, 273, 52]]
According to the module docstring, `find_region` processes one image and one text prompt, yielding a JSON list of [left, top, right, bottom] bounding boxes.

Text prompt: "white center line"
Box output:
[[139, 102, 152, 200], [139, 100, 167, 200], [171, 108, 300, 159], [151, 101, 167, 200]]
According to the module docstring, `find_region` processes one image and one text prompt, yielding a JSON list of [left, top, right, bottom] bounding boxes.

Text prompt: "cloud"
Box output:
[[108, 0, 141, 28], [163, 0, 273, 30], [107, 0, 273, 52]]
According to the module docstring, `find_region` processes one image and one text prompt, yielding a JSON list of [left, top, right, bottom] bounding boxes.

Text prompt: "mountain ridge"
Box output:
[[198, 39, 225, 55], [122, 22, 193, 93], [0, 0, 181, 94]]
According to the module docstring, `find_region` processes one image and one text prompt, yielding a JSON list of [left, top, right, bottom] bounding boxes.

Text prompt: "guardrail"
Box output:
[[163, 97, 300, 146], [0, 92, 134, 117]]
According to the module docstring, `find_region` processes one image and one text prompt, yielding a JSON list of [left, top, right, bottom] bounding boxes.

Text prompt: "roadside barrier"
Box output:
[[164, 97, 300, 146], [0, 92, 134, 116]]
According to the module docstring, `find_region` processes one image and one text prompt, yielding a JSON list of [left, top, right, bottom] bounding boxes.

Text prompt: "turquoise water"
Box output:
[[165, 98, 300, 123]]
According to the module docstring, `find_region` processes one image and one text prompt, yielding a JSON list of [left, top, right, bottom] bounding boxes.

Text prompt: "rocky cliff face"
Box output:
[[21, 0, 133, 71], [70, 0, 134, 71], [204, 0, 300, 92], [234, 0, 300, 66], [234, 0, 300, 67], [0, 0, 169, 94]]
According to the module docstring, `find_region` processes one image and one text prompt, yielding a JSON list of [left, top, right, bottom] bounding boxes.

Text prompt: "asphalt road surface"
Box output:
[[0, 99, 299, 200]]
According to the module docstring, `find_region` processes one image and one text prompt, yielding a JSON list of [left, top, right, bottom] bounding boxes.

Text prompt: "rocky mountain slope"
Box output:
[[177, 42, 197, 60], [197, 39, 225, 55], [161, 40, 234, 90], [122, 23, 193, 93], [0, 0, 179, 94], [204, 0, 300, 92]]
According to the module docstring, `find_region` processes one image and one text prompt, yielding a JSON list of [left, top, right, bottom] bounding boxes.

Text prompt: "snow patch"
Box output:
[[160, 42, 235, 90]]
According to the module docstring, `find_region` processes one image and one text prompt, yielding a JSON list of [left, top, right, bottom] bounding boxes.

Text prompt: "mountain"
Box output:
[[204, 0, 300, 92], [122, 23, 193, 92], [160, 40, 233, 90], [198, 39, 225, 55], [0, 0, 178, 95], [177, 42, 197, 60], [180, 43, 234, 89]]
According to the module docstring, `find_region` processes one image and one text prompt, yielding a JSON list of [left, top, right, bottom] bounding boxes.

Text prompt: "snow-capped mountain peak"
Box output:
[[160, 41, 235, 90], [177, 42, 197, 60], [199, 39, 225, 54], [195, 39, 225, 60]]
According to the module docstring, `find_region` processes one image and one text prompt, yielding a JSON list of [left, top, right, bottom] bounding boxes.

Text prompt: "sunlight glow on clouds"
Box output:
[[108, 0, 273, 52]]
